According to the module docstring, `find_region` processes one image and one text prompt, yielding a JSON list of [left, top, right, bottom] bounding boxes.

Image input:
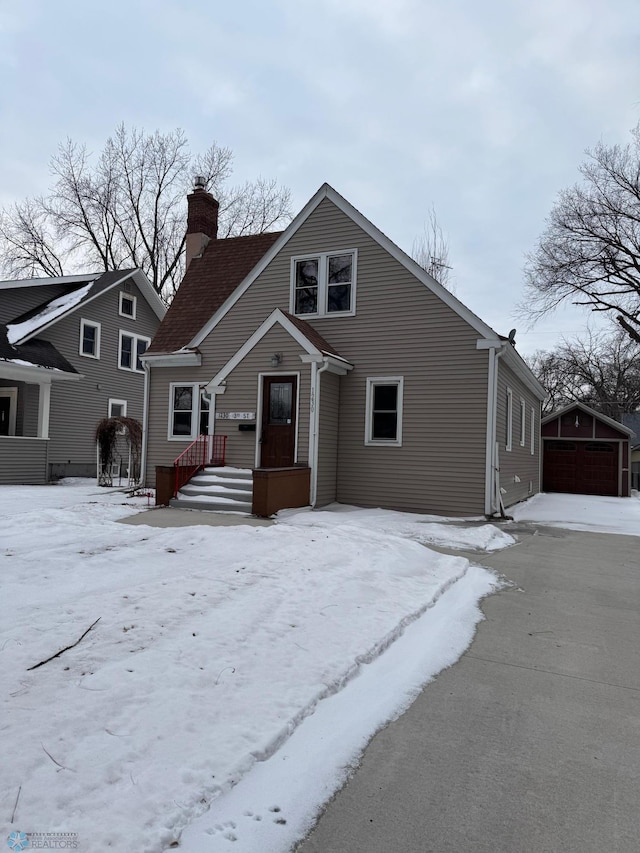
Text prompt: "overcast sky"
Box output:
[[1, 0, 639, 355]]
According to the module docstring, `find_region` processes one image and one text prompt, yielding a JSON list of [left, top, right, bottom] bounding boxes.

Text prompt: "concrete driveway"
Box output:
[[295, 523, 640, 853]]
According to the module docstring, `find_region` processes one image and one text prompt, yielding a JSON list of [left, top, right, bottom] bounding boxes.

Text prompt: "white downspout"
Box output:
[[140, 362, 150, 486], [310, 358, 331, 508], [484, 345, 506, 516]]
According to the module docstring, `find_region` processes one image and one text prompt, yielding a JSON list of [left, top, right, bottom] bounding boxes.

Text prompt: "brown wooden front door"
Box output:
[[260, 376, 297, 468]]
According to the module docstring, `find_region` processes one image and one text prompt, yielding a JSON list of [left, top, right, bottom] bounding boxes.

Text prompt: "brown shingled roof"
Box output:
[[148, 231, 282, 354], [282, 311, 345, 361]]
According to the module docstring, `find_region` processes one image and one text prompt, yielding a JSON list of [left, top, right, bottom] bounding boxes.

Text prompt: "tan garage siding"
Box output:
[[316, 371, 340, 506], [496, 360, 541, 508]]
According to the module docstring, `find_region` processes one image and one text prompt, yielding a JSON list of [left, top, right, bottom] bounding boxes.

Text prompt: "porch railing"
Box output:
[[173, 434, 227, 497]]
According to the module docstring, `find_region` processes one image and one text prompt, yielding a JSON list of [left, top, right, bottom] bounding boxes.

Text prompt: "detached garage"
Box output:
[[541, 403, 632, 497]]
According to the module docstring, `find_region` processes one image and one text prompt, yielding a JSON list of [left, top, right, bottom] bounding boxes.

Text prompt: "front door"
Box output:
[[260, 376, 297, 467], [0, 396, 10, 436]]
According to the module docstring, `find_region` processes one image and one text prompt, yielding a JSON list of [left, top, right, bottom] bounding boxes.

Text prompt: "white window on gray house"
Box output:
[[506, 387, 513, 451], [169, 383, 197, 440], [199, 390, 210, 435], [520, 398, 526, 446], [292, 250, 357, 317], [119, 292, 137, 319], [530, 407, 536, 455], [119, 332, 150, 372], [365, 377, 404, 446], [79, 319, 101, 359], [108, 399, 127, 417]]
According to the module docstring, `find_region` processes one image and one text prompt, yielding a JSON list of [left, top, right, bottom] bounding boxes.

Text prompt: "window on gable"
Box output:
[[119, 292, 137, 319], [295, 259, 319, 314], [506, 387, 513, 451], [365, 377, 404, 446], [292, 250, 356, 317], [108, 399, 127, 417], [80, 319, 101, 359], [119, 331, 150, 372]]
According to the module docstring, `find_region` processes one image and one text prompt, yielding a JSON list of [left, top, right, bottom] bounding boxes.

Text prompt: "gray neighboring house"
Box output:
[[143, 182, 546, 517], [0, 270, 165, 484]]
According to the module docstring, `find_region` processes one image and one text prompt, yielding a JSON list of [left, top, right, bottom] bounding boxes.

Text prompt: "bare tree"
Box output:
[[527, 326, 640, 418], [0, 125, 292, 301], [521, 122, 640, 344], [412, 206, 453, 291]]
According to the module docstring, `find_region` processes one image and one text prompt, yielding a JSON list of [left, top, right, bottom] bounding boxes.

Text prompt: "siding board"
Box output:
[[496, 360, 541, 507], [0, 437, 48, 483], [148, 197, 494, 513]]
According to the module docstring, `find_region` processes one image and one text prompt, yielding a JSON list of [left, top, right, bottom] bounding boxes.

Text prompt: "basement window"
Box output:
[[108, 399, 127, 417]]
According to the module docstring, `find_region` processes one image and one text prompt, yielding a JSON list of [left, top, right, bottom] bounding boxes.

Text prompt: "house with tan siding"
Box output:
[[0, 269, 165, 484], [142, 182, 546, 517]]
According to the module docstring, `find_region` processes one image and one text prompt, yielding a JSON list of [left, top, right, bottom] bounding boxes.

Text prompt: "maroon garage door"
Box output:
[[543, 440, 618, 496]]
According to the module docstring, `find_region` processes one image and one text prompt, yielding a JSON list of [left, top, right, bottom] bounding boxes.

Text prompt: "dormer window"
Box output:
[[291, 250, 357, 317], [119, 292, 137, 319]]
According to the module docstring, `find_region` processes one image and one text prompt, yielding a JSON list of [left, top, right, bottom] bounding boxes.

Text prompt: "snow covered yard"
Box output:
[[511, 490, 640, 536], [1, 481, 510, 852]]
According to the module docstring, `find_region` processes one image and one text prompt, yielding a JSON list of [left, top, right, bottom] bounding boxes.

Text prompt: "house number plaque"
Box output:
[[215, 412, 256, 420]]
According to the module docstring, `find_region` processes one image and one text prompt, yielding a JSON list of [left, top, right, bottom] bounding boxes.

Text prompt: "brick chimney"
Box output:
[[185, 176, 219, 268]]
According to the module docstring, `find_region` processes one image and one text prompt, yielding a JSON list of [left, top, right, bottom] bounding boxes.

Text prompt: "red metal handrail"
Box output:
[[173, 434, 227, 497], [210, 434, 227, 465]]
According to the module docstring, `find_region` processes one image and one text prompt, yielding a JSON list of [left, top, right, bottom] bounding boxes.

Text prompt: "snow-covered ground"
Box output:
[[3, 483, 637, 852], [1, 481, 510, 852], [511, 491, 640, 536]]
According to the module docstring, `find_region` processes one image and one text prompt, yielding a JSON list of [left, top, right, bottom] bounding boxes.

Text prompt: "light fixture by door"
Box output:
[[270, 353, 282, 368]]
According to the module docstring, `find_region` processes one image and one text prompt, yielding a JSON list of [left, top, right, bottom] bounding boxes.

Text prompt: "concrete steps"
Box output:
[[170, 466, 253, 513]]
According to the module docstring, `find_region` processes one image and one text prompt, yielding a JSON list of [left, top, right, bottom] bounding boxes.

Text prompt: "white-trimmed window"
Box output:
[[168, 383, 198, 440], [520, 398, 526, 446], [365, 377, 404, 446], [506, 387, 513, 451], [108, 399, 127, 418], [119, 292, 137, 319], [291, 250, 357, 317], [530, 407, 536, 455], [79, 319, 101, 359], [118, 331, 150, 372]]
